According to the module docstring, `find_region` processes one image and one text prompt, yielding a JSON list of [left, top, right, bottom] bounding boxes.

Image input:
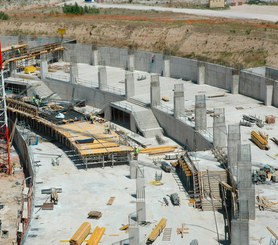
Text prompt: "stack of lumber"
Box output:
[[147, 218, 167, 243], [140, 146, 177, 155], [86, 226, 106, 245], [70, 222, 91, 245]]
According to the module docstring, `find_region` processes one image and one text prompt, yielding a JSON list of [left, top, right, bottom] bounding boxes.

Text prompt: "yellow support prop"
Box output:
[[70, 222, 91, 245]]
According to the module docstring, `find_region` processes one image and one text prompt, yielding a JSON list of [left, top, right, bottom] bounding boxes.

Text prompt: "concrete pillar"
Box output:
[[150, 74, 161, 107], [237, 144, 255, 220], [92, 49, 98, 66], [197, 62, 205, 85], [227, 124, 241, 176], [174, 84, 184, 118], [231, 74, 239, 94], [128, 54, 135, 72], [163, 58, 170, 77], [130, 161, 138, 179], [125, 71, 135, 98], [231, 219, 249, 245], [273, 81, 278, 107], [40, 61, 48, 80], [98, 66, 107, 90], [129, 225, 140, 245], [104, 106, 112, 121], [136, 200, 146, 223], [264, 78, 274, 106], [213, 108, 227, 148], [9, 62, 16, 76], [70, 62, 78, 84], [195, 94, 207, 131]]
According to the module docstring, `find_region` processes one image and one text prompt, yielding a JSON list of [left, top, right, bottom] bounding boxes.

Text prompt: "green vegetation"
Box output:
[[0, 11, 9, 20], [63, 3, 99, 15]]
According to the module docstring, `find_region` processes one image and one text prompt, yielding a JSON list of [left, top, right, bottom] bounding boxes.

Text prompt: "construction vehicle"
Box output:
[[251, 131, 270, 150]]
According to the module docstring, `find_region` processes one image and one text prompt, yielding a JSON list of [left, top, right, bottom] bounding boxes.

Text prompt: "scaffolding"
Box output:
[[0, 43, 11, 174]]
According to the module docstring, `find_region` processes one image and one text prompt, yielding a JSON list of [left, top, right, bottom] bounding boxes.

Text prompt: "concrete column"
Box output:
[[129, 225, 140, 245], [125, 71, 135, 98], [130, 161, 138, 179], [98, 66, 107, 90], [92, 49, 98, 66], [197, 62, 205, 85], [9, 62, 16, 76], [150, 74, 161, 107], [128, 54, 135, 72], [273, 81, 278, 107], [174, 84, 184, 118], [264, 78, 274, 106], [213, 108, 227, 148], [136, 200, 146, 223], [227, 124, 241, 176], [195, 94, 207, 131], [163, 59, 170, 77], [231, 219, 249, 245], [40, 61, 48, 80], [70, 63, 78, 84], [231, 74, 239, 94], [104, 106, 112, 121]]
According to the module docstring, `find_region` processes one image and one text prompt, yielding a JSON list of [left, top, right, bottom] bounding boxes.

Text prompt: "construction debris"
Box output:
[[88, 211, 102, 219], [176, 223, 189, 238], [270, 137, 278, 146], [41, 188, 62, 194], [41, 203, 54, 210], [119, 224, 129, 231], [50, 190, 58, 205], [256, 196, 278, 211], [265, 115, 276, 124], [170, 193, 180, 206], [106, 197, 115, 205]]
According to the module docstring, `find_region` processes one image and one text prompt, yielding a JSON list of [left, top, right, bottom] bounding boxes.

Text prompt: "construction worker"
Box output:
[[134, 147, 140, 160]]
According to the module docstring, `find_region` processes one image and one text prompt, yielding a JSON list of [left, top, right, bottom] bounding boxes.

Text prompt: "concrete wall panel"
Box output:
[[205, 63, 233, 91], [152, 107, 212, 151], [44, 78, 123, 109], [239, 71, 265, 102], [170, 56, 198, 82]]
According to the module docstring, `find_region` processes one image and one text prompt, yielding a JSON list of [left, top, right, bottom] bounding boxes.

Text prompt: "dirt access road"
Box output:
[[66, 1, 278, 22], [2, 3, 278, 68]]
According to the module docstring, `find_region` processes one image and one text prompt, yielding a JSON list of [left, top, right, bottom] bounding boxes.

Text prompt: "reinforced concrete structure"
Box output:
[[195, 94, 207, 131]]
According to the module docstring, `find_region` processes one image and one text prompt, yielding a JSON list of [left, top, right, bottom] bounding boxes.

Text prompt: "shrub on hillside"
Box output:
[[63, 3, 99, 15], [0, 12, 9, 20]]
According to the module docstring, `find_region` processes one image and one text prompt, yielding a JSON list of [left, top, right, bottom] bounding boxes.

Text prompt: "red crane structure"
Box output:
[[0, 42, 11, 175]]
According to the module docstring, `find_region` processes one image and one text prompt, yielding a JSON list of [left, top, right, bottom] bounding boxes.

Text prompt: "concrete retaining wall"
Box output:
[[13, 127, 34, 178], [44, 78, 124, 109], [239, 71, 265, 102], [63, 43, 92, 64], [98, 47, 128, 69], [170, 57, 198, 82], [0, 35, 62, 48], [152, 107, 213, 151], [266, 67, 278, 80], [134, 51, 164, 74], [205, 63, 233, 91]]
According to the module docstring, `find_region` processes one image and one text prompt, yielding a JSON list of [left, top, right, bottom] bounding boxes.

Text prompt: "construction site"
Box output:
[[0, 29, 278, 245]]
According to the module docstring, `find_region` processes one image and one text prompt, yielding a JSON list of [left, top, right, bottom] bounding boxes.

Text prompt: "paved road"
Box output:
[[64, 1, 278, 22]]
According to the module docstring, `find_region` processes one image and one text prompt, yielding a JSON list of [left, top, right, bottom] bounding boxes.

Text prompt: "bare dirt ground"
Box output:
[[1, 4, 278, 66], [0, 147, 24, 245]]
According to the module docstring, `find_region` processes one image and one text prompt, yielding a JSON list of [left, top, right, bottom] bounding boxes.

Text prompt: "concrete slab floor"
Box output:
[[25, 138, 226, 245]]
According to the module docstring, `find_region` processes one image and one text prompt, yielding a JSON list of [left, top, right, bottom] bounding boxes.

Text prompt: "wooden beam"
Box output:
[[267, 226, 278, 240]]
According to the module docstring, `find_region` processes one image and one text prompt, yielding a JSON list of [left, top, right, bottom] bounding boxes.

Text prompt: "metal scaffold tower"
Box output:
[[0, 42, 11, 174]]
